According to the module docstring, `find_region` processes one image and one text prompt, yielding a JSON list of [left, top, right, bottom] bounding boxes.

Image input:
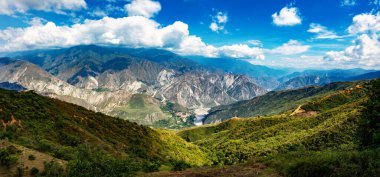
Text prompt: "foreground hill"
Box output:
[[0, 89, 210, 176], [175, 79, 380, 177], [180, 84, 367, 164]]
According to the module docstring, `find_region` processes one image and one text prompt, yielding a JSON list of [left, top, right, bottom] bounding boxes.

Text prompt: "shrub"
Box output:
[[28, 154, 36, 160], [30, 167, 39, 176], [171, 161, 191, 171], [41, 161, 65, 177], [143, 161, 161, 172], [0, 148, 18, 168]]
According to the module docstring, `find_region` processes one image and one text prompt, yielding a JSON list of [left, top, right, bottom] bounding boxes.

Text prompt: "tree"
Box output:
[[361, 79, 380, 147]]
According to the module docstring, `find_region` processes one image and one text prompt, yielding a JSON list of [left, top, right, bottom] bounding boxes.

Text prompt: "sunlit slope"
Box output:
[[204, 81, 358, 124], [179, 84, 367, 165]]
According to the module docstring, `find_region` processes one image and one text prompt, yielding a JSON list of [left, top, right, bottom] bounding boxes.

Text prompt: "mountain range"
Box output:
[[0, 45, 379, 128], [0, 45, 267, 127]]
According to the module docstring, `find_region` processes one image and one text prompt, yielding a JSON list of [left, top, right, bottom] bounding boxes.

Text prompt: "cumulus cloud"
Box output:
[[0, 16, 264, 59], [348, 13, 380, 34], [0, 0, 265, 60], [218, 44, 265, 59], [308, 23, 342, 39], [124, 0, 161, 18], [325, 33, 380, 67], [272, 7, 302, 26], [324, 13, 380, 68], [268, 40, 310, 55], [0, 0, 86, 15], [209, 12, 228, 33]]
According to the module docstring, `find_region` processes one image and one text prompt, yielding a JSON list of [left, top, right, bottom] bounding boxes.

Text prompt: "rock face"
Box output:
[[275, 75, 332, 91], [0, 45, 267, 125], [157, 72, 266, 109]]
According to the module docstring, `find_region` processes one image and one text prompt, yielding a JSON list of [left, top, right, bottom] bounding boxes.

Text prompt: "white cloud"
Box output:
[[308, 23, 342, 39], [0, 16, 264, 60], [249, 55, 330, 69], [89, 8, 108, 17], [248, 40, 263, 47], [324, 13, 380, 69], [348, 13, 380, 34], [124, 0, 161, 18], [341, 0, 356, 6], [218, 44, 265, 59], [209, 22, 219, 32], [325, 33, 380, 68], [269, 40, 310, 55], [0, 0, 86, 15], [272, 7, 302, 26], [209, 12, 228, 33], [175, 37, 264, 59]]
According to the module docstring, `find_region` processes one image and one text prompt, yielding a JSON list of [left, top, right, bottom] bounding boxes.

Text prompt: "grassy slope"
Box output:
[[0, 89, 210, 169], [144, 81, 380, 177], [0, 80, 378, 177], [0, 140, 67, 177], [110, 94, 171, 126], [179, 84, 367, 165], [204, 82, 356, 124]]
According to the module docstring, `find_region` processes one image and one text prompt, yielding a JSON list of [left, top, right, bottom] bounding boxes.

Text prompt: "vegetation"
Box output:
[[30, 167, 39, 176], [360, 79, 380, 147], [0, 147, 18, 168], [205, 81, 357, 123], [176, 79, 380, 177], [1, 79, 380, 176], [28, 154, 36, 160], [0, 89, 209, 176]]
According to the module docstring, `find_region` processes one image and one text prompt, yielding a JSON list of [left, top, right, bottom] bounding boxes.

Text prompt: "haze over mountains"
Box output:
[[0, 45, 379, 127]]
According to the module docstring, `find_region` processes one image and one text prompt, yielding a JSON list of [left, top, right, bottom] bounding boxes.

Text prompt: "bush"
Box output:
[[171, 161, 191, 171], [28, 154, 36, 160], [143, 161, 161, 172], [30, 167, 39, 176], [0, 148, 18, 168], [41, 161, 65, 177]]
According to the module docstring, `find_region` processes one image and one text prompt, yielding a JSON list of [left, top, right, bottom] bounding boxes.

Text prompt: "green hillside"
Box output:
[[177, 80, 380, 176], [204, 81, 357, 124], [1, 79, 379, 177], [0, 89, 210, 176], [109, 94, 171, 126]]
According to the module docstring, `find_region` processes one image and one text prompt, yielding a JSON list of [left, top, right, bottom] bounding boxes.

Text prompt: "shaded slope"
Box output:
[[0, 89, 210, 167]]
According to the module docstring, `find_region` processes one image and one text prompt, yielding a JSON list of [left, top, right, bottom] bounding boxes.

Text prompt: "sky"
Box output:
[[0, 0, 380, 69]]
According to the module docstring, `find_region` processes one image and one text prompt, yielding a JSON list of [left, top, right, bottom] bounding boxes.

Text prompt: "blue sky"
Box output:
[[0, 0, 379, 69]]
